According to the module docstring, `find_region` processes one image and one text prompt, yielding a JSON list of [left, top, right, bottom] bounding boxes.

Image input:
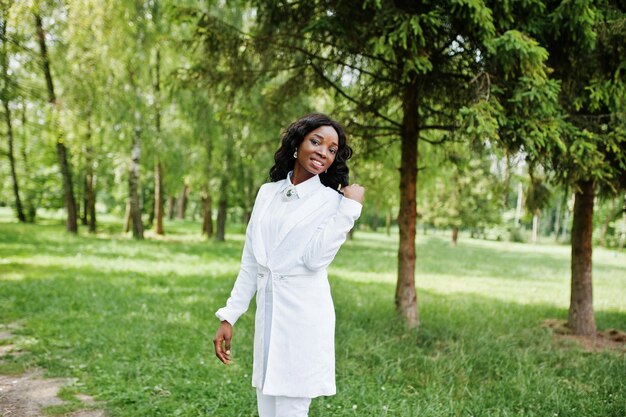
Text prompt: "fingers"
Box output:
[[213, 332, 232, 365]]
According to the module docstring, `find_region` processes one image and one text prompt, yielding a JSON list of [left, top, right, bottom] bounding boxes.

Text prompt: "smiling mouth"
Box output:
[[311, 159, 324, 168]]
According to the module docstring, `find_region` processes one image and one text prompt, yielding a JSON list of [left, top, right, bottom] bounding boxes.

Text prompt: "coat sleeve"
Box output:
[[301, 196, 362, 271], [215, 186, 264, 325]]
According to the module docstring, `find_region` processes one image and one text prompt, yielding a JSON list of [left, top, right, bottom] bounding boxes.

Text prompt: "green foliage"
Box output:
[[1, 0, 624, 254], [421, 143, 503, 234], [525, 174, 551, 215], [487, 30, 549, 80]]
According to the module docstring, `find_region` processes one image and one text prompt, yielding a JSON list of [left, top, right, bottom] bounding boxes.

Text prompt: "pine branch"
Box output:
[[310, 63, 402, 129]]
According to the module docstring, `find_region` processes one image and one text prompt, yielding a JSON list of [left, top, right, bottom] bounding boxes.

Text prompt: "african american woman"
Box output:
[[214, 113, 365, 417]]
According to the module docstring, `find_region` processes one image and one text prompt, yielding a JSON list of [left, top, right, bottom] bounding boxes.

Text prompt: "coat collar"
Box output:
[[279, 171, 322, 200], [250, 176, 328, 267]]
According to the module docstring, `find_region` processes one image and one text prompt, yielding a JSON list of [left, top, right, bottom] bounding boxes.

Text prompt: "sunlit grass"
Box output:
[[0, 210, 624, 417], [334, 230, 626, 313]]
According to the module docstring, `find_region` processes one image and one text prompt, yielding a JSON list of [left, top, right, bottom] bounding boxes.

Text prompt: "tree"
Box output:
[[0, 1, 26, 222], [487, 0, 626, 335], [34, 8, 79, 233], [423, 145, 503, 245], [248, 0, 556, 327]]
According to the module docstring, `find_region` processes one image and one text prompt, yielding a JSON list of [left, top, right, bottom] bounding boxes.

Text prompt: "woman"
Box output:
[[213, 113, 365, 417]]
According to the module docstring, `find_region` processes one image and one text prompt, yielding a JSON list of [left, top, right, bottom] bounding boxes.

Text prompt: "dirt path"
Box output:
[[542, 319, 626, 353], [0, 324, 105, 417]]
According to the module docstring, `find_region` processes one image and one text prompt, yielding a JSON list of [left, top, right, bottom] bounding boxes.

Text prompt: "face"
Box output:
[[295, 125, 339, 176]]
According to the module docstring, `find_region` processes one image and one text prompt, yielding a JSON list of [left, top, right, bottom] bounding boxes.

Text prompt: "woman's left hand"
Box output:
[[342, 184, 365, 204]]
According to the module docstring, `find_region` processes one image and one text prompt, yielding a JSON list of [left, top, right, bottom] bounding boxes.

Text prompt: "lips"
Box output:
[[311, 159, 325, 169]]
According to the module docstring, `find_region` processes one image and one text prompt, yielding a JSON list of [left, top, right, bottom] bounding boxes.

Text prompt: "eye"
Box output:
[[310, 139, 319, 145], [330, 148, 337, 154]]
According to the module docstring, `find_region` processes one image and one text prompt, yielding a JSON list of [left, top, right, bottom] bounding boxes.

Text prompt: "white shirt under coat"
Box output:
[[216, 172, 362, 398]]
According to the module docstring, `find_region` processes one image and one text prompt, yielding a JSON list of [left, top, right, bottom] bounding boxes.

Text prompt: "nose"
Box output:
[[316, 148, 327, 159]]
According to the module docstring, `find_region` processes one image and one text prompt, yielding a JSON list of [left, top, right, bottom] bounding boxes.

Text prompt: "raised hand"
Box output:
[[342, 184, 365, 204]]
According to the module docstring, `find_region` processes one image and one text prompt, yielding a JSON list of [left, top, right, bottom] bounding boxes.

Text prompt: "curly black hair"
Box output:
[[269, 113, 352, 191]]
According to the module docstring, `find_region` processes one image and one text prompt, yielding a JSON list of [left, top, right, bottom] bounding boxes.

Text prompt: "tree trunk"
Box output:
[[515, 182, 523, 225], [128, 111, 144, 239], [19, 100, 36, 222], [532, 213, 540, 243], [1, 13, 25, 222], [3, 100, 26, 222], [451, 227, 458, 246], [395, 77, 419, 328], [147, 197, 155, 227], [554, 192, 562, 241], [386, 208, 391, 236], [202, 187, 213, 237], [215, 132, 233, 242], [215, 195, 227, 242], [618, 194, 626, 250], [215, 167, 228, 241], [168, 196, 176, 220], [202, 129, 214, 237], [599, 198, 616, 247], [177, 184, 189, 219], [154, 160, 164, 234], [87, 174, 96, 233], [502, 153, 512, 208], [123, 201, 131, 233], [81, 177, 89, 226], [371, 205, 379, 231], [152, 47, 164, 235], [568, 179, 596, 336], [35, 13, 78, 233], [555, 185, 569, 242], [83, 113, 96, 233], [84, 116, 96, 232]]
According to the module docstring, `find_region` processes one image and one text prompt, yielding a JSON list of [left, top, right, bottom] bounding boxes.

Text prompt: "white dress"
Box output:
[[216, 172, 362, 398]]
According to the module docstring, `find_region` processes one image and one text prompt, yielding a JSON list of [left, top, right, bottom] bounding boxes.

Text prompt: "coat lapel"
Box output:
[[274, 187, 329, 248], [250, 181, 282, 265]]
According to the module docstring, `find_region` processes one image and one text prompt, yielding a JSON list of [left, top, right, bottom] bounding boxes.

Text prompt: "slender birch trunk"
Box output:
[[1, 13, 25, 222], [4, 100, 26, 222], [153, 48, 164, 235], [177, 184, 189, 219], [202, 186, 213, 237], [84, 117, 96, 233], [129, 109, 144, 239], [35, 13, 78, 233], [168, 196, 176, 220], [215, 177, 228, 242], [154, 160, 164, 234], [532, 213, 540, 243], [19, 100, 36, 221]]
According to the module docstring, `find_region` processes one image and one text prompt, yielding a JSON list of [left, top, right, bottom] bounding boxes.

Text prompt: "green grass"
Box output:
[[0, 208, 624, 417]]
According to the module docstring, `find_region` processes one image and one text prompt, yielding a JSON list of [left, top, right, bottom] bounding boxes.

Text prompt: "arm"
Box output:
[[214, 221, 258, 325], [214, 187, 264, 365], [301, 195, 363, 271]]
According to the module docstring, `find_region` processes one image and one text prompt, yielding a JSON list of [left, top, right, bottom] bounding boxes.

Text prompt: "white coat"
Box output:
[[216, 174, 362, 398]]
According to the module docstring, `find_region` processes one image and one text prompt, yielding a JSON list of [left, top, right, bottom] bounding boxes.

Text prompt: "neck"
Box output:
[[291, 165, 314, 185]]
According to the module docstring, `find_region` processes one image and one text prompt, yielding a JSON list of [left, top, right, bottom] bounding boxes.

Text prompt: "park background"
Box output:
[[0, 0, 625, 416]]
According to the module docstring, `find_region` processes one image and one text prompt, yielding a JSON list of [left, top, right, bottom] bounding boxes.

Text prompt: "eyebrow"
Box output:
[[312, 133, 339, 148]]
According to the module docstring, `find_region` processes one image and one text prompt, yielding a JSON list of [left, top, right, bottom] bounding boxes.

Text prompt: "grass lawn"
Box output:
[[0, 208, 624, 416]]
